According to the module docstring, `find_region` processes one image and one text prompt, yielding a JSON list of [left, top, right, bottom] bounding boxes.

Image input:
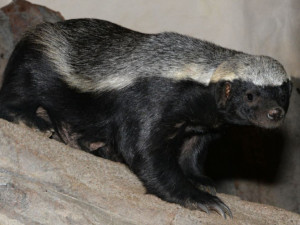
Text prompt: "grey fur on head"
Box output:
[[27, 20, 290, 93], [210, 54, 290, 86]]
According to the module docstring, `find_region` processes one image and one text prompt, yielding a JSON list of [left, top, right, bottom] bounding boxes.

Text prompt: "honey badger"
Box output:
[[0, 19, 292, 218]]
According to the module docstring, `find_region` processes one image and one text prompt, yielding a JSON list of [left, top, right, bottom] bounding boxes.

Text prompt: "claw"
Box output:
[[184, 192, 233, 219], [220, 202, 232, 218], [197, 203, 210, 214], [216, 198, 233, 219], [215, 200, 232, 219], [211, 204, 226, 219], [207, 196, 233, 219]]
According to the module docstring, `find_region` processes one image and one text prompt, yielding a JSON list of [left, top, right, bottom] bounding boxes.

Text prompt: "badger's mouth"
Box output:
[[249, 118, 284, 129]]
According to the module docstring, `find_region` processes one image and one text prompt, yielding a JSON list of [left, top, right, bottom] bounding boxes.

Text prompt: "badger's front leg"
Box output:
[[119, 121, 232, 218], [178, 134, 218, 196]]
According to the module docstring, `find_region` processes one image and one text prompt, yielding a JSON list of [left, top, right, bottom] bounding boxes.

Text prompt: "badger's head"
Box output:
[[213, 54, 292, 129]]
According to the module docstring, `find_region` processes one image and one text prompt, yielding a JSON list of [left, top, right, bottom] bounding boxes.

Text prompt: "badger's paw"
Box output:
[[190, 176, 217, 196], [185, 193, 232, 219]]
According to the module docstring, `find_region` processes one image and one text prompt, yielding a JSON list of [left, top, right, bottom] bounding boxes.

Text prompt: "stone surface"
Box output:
[[0, 0, 64, 86], [0, 119, 299, 225]]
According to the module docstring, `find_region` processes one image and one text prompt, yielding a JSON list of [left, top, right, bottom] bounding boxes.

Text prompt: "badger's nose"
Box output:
[[267, 107, 284, 121]]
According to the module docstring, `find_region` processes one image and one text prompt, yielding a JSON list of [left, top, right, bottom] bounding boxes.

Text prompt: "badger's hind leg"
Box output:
[[35, 106, 57, 137], [0, 71, 51, 132], [0, 96, 52, 132], [36, 107, 82, 148], [78, 137, 123, 162], [0, 64, 50, 131]]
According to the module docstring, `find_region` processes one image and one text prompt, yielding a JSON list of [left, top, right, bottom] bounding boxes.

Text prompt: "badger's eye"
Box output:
[[247, 93, 253, 102], [281, 94, 286, 102]]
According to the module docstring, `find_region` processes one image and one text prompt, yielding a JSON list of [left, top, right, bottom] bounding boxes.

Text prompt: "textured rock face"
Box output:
[[0, 0, 64, 86], [0, 119, 299, 225]]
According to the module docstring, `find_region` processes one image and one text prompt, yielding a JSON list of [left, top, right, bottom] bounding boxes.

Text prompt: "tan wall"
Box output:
[[1, 0, 299, 78]]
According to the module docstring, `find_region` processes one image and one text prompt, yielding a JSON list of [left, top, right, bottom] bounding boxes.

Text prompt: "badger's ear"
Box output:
[[216, 81, 231, 107]]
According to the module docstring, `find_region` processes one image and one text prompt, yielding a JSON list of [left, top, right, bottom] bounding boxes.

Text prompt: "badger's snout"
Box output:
[[267, 107, 284, 121]]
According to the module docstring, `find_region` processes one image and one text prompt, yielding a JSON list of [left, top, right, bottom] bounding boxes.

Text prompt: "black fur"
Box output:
[[0, 19, 292, 218]]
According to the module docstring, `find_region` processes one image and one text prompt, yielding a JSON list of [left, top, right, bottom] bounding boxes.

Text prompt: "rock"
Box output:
[[0, 119, 299, 225], [0, 0, 64, 86]]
